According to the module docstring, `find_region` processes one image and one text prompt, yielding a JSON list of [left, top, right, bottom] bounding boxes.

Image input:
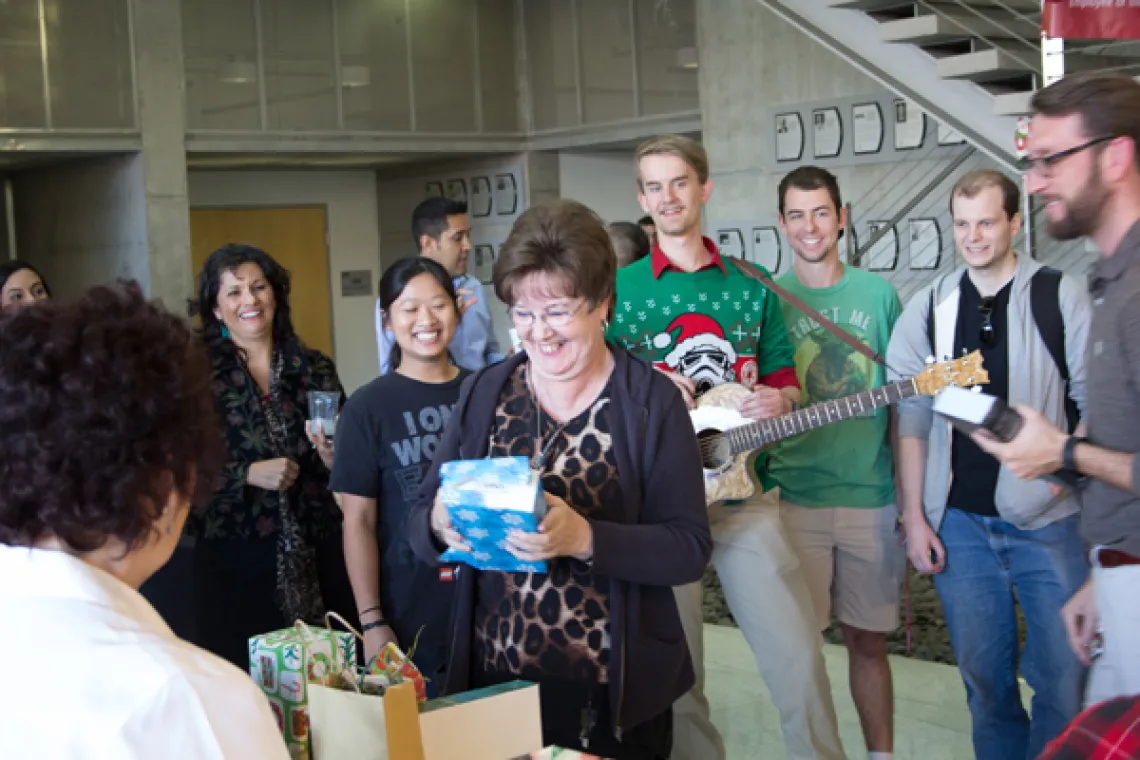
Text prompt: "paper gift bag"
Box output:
[[419, 681, 543, 760], [309, 680, 425, 760], [249, 623, 358, 759], [369, 642, 428, 702]]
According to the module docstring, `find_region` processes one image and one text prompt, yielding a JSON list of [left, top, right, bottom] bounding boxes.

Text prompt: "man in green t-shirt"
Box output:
[[767, 166, 904, 760], [609, 136, 845, 760]]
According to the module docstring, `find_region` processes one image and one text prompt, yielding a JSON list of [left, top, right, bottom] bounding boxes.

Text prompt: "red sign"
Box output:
[[1043, 1, 1140, 40]]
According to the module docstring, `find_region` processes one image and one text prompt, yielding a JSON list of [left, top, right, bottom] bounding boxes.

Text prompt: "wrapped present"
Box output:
[[249, 622, 358, 760], [438, 457, 548, 573], [368, 641, 428, 702]]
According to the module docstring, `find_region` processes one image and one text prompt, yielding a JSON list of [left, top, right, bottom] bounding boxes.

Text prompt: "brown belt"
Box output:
[[1096, 548, 1140, 568]]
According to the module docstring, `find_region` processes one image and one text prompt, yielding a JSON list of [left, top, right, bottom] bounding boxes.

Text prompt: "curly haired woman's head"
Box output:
[[195, 244, 296, 352], [0, 282, 222, 583]]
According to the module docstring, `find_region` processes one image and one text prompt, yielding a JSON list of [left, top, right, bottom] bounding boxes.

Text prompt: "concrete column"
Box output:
[[524, 150, 560, 207], [131, 0, 193, 314]]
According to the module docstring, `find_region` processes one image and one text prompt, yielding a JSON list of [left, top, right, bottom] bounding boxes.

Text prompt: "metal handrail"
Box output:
[[855, 147, 977, 258]]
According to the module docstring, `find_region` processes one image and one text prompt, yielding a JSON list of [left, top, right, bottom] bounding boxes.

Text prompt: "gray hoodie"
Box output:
[[886, 254, 1092, 531]]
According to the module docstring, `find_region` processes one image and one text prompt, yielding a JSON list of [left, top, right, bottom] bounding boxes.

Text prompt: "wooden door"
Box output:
[[190, 207, 334, 358]]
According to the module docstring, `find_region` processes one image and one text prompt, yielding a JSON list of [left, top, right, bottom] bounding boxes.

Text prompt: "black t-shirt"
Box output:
[[329, 369, 469, 683], [947, 275, 1011, 516]]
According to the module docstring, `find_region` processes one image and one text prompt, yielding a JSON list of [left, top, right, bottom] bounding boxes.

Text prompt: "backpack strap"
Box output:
[[1030, 267, 1079, 432], [926, 288, 936, 358]]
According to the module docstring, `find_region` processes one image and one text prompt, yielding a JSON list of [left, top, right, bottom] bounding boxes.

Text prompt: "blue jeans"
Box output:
[[933, 508, 1088, 760]]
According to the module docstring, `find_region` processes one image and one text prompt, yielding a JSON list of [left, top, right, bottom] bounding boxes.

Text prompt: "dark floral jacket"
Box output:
[[187, 337, 344, 542]]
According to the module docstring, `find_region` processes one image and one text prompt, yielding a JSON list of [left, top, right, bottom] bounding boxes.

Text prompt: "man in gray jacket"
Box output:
[[887, 169, 1092, 760]]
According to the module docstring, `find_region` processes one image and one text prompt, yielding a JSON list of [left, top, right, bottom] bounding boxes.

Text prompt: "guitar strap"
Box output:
[[725, 257, 886, 367]]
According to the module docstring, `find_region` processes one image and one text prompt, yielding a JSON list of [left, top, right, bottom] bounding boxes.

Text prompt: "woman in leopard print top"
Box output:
[[412, 200, 712, 759]]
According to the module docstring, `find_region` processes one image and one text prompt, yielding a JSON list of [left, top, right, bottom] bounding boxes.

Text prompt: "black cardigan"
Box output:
[[407, 344, 712, 735]]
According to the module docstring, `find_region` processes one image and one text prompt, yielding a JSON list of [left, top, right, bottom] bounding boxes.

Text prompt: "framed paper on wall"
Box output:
[[716, 228, 746, 259], [812, 107, 842, 159], [425, 182, 444, 198], [473, 244, 496, 284], [864, 222, 900, 271], [893, 99, 926, 150], [852, 102, 884, 155], [494, 174, 518, 215], [446, 179, 468, 205], [470, 176, 493, 217], [909, 218, 942, 270], [750, 227, 782, 273], [775, 112, 805, 162]]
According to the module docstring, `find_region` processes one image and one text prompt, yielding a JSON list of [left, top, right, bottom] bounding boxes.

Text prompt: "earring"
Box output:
[[221, 325, 231, 339], [602, 319, 611, 334]]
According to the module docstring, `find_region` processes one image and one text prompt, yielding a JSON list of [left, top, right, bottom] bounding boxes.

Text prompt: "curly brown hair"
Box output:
[[0, 282, 223, 553]]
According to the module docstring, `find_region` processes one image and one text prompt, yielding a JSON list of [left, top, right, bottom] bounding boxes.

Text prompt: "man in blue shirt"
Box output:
[[375, 197, 503, 373]]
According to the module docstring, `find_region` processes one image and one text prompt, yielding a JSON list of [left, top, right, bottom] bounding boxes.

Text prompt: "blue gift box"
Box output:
[[438, 457, 548, 573]]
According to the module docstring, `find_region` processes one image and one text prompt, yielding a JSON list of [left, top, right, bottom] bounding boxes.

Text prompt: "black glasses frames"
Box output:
[[979, 296, 997, 347], [1018, 135, 1115, 176]]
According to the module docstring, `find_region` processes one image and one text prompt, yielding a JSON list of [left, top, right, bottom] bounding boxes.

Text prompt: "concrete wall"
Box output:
[[557, 152, 644, 224], [187, 170, 382, 394], [11, 154, 151, 299]]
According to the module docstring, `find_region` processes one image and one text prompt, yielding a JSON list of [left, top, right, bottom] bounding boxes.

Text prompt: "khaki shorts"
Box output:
[[780, 501, 906, 633]]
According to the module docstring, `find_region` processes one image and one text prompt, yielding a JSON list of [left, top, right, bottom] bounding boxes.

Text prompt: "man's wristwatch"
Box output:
[[1062, 435, 1087, 472]]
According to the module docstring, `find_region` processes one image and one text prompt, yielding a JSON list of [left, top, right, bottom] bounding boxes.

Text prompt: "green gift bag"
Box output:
[[249, 620, 358, 760]]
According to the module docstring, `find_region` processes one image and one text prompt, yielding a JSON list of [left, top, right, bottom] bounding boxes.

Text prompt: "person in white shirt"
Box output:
[[0, 282, 288, 760]]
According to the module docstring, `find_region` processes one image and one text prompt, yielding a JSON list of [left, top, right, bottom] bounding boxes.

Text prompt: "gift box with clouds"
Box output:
[[439, 456, 548, 573]]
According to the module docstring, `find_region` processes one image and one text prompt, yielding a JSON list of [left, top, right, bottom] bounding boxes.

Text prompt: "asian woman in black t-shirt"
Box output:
[[329, 257, 470, 693]]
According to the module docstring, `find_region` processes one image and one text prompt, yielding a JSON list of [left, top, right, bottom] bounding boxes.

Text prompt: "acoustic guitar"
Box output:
[[692, 351, 989, 505]]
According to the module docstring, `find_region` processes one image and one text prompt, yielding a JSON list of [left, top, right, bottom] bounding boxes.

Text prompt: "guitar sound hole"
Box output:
[[697, 428, 731, 469]]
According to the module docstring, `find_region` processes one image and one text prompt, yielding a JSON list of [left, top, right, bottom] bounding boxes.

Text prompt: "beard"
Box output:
[[1045, 163, 1109, 241]]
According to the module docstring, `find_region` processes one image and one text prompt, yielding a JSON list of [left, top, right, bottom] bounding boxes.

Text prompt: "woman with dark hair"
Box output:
[[0, 260, 50, 310], [0, 282, 288, 758], [190, 243, 353, 670], [329, 257, 466, 692], [409, 200, 712, 759]]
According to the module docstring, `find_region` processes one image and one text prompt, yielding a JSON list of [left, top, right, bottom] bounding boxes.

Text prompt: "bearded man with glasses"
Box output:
[[975, 72, 1140, 714], [886, 169, 1093, 759]]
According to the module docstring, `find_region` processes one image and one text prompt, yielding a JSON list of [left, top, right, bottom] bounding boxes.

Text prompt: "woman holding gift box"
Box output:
[[330, 256, 469, 693], [409, 199, 714, 760], [188, 244, 356, 671], [0, 282, 289, 759]]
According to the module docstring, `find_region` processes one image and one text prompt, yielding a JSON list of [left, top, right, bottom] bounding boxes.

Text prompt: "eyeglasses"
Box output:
[[979, 296, 996, 348], [1017, 135, 1114, 178], [508, 301, 585, 331]]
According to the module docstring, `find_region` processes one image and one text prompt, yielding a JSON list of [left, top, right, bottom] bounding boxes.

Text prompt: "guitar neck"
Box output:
[[728, 378, 920, 456]]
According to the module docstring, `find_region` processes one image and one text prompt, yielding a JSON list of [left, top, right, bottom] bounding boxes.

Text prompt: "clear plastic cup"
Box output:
[[307, 390, 340, 439]]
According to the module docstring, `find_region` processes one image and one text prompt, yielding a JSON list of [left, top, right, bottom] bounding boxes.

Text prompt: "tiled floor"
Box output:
[[704, 623, 1032, 759]]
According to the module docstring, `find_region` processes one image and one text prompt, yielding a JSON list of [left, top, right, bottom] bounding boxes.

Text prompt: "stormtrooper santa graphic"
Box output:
[[652, 313, 759, 395]]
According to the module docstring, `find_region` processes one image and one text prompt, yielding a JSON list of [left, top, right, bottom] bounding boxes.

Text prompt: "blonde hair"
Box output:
[[950, 170, 1021, 220], [635, 134, 709, 187]]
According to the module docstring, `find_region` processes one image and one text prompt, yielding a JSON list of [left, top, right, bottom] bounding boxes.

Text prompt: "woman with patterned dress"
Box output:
[[189, 243, 355, 670], [409, 200, 712, 759]]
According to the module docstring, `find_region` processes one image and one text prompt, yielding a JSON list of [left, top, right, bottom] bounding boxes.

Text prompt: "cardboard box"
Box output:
[[419, 681, 543, 760]]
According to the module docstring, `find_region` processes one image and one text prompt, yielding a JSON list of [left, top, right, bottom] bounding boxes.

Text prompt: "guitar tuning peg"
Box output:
[[970, 385, 982, 393], [924, 355, 935, 365]]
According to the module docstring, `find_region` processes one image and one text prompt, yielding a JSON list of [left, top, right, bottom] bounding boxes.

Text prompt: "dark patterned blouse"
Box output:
[[187, 336, 344, 543], [473, 364, 623, 685]]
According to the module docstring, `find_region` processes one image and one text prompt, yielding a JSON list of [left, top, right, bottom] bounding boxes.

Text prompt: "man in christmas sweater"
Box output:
[[608, 135, 845, 760], [767, 166, 904, 760]]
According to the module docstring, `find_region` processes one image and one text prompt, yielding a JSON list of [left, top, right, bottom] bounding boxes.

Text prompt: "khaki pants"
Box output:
[[671, 490, 846, 760], [1086, 561, 1140, 707]]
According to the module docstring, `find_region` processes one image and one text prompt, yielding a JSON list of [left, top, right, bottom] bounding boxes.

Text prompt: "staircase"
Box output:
[[759, 0, 1140, 169]]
